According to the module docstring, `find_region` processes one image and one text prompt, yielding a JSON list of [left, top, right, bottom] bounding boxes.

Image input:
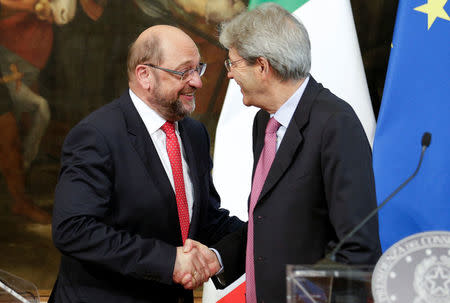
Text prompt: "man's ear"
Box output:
[[135, 64, 152, 90], [256, 57, 271, 77]]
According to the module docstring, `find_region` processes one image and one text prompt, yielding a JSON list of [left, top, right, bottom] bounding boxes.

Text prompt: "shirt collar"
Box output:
[[129, 88, 179, 134], [272, 75, 310, 128]]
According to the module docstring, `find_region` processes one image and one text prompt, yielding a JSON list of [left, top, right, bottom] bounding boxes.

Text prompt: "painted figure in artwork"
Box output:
[[0, 0, 104, 223]]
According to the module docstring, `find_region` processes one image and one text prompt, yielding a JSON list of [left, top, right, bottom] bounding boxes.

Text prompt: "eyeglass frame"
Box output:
[[144, 62, 207, 81], [224, 58, 246, 72]]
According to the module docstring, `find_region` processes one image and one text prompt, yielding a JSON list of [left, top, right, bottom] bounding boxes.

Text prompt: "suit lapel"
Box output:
[[252, 113, 269, 176], [258, 77, 323, 202], [178, 119, 201, 236], [118, 92, 176, 207]]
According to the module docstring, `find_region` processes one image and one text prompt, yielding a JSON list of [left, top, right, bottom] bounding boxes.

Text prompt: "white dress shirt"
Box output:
[[272, 76, 310, 149], [129, 89, 194, 220]]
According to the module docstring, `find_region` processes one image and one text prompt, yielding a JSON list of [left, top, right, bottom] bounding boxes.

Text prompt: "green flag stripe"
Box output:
[[248, 0, 309, 13]]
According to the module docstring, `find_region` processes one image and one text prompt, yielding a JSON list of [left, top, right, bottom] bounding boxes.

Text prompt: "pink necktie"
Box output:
[[246, 117, 280, 303], [161, 121, 190, 244]]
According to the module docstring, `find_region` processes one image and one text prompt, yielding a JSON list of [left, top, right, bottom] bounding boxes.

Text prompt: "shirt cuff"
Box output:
[[210, 248, 224, 275]]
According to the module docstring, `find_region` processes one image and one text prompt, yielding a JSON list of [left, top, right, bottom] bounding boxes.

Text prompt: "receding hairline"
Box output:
[[139, 25, 197, 50], [127, 25, 199, 81]]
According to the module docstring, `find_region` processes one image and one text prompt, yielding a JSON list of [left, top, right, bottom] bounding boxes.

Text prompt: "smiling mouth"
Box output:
[[180, 91, 196, 98]]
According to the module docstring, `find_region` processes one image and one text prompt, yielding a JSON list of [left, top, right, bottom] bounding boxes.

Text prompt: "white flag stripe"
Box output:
[[294, 0, 375, 143], [202, 274, 246, 303], [212, 80, 258, 221]]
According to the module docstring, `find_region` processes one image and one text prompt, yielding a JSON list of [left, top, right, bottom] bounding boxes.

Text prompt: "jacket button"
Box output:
[[257, 215, 263, 220], [256, 256, 263, 262]]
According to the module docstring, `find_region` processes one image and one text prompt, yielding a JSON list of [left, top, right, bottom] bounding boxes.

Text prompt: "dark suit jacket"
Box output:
[[51, 91, 242, 303], [213, 77, 381, 302]]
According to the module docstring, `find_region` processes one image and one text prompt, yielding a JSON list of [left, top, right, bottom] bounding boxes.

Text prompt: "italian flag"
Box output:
[[206, 0, 375, 302]]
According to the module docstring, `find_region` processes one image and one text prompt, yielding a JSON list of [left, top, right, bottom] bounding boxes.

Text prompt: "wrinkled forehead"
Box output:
[[228, 48, 243, 60], [160, 32, 201, 67]]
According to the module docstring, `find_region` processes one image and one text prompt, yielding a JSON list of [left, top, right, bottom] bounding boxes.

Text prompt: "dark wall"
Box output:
[[351, 0, 399, 119]]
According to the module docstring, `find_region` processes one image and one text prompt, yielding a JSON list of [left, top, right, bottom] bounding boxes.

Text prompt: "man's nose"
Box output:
[[188, 72, 202, 88]]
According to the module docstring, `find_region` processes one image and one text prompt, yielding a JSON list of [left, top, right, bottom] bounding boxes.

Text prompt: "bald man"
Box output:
[[50, 25, 242, 303]]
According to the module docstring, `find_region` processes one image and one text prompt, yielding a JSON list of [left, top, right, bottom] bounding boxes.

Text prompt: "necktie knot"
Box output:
[[161, 121, 176, 136], [266, 117, 280, 135]]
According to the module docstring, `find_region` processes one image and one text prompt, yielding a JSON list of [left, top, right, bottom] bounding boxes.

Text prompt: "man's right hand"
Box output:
[[183, 239, 221, 275], [173, 245, 211, 289], [179, 239, 221, 289]]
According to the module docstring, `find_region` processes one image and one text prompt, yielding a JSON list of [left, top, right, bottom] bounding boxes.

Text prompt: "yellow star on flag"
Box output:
[[414, 0, 450, 29]]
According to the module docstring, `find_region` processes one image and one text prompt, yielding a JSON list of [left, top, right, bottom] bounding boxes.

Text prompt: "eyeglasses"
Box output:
[[144, 63, 207, 81], [224, 58, 246, 72]]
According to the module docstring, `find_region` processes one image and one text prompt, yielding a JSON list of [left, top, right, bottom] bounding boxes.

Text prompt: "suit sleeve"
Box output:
[[52, 122, 177, 285], [193, 123, 243, 246], [321, 110, 381, 264], [208, 111, 268, 289], [211, 223, 247, 289]]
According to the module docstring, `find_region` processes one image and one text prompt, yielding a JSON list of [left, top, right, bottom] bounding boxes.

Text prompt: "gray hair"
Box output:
[[127, 36, 163, 81], [219, 2, 311, 81]]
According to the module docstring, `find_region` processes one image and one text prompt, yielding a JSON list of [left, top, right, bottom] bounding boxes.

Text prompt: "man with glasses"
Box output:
[[50, 25, 242, 303], [187, 3, 381, 302]]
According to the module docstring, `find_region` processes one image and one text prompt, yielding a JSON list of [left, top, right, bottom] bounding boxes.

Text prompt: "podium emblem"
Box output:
[[372, 231, 450, 303]]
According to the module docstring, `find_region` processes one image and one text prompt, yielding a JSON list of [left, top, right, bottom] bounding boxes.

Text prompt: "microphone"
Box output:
[[328, 132, 432, 262]]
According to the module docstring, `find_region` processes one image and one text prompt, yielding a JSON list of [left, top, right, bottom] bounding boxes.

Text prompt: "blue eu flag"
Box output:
[[373, 0, 450, 251]]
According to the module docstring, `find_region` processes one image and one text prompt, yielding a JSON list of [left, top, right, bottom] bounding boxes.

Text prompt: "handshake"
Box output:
[[173, 239, 220, 289]]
